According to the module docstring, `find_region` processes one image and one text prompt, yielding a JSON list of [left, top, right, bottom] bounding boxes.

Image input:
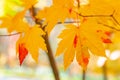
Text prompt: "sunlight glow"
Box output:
[[0, 0, 4, 16], [35, 0, 51, 9], [105, 49, 110, 57], [80, 0, 89, 5], [74, 0, 89, 6], [97, 57, 107, 67], [110, 50, 120, 60]]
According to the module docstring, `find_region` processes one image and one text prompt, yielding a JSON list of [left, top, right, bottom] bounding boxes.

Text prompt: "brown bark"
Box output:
[[82, 70, 86, 80], [44, 34, 60, 80], [103, 63, 107, 80], [30, 6, 60, 80]]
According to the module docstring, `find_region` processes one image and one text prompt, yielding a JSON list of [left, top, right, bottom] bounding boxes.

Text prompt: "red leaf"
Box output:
[[102, 38, 112, 43], [105, 31, 112, 36], [78, 56, 89, 70], [81, 56, 89, 66], [69, 8, 72, 14], [19, 43, 28, 65], [82, 57, 89, 65], [73, 35, 78, 48]]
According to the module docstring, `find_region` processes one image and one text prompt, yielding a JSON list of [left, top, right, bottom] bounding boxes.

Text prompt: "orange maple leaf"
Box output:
[[21, 0, 38, 9], [56, 18, 112, 69], [36, 0, 77, 35], [0, 10, 29, 33], [16, 25, 47, 63]]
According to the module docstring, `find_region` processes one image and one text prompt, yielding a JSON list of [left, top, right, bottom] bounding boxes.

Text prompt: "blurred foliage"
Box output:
[[3, 0, 22, 16], [107, 59, 120, 74], [0, 0, 120, 80]]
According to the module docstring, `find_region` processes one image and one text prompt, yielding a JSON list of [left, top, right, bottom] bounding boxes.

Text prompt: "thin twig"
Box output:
[[57, 21, 80, 24], [0, 32, 21, 37], [1, 8, 120, 37], [110, 10, 120, 26], [111, 15, 120, 26], [79, 13, 112, 17], [0, 18, 119, 37]]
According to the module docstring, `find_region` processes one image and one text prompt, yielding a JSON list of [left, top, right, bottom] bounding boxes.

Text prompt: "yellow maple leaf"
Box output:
[[16, 25, 47, 62], [108, 31, 120, 51], [21, 0, 38, 9], [56, 18, 111, 69], [36, 0, 77, 35], [79, 0, 114, 15], [104, 0, 120, 9], [79, 0, 120, 30], [0, 10, 29, 33], [103, 0, 120, 25]]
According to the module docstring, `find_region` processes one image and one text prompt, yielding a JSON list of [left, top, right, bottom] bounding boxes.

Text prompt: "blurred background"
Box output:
[[0, 0, 120, 80]]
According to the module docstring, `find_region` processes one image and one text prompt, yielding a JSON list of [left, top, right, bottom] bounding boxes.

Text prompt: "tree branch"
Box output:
[[0, 32, 21, 37], [30, 6, 60, 80], [79, 13, 112, 17], [1, 8, 120, 38]]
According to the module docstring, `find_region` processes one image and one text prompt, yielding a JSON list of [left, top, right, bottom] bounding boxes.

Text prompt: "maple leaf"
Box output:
[[76, 45, 90, 70], [16, 25, 47, 64], [108, 31, 120, 52], [19, 43, 28, 65], [104, 0, 120, 24], [36, 0, 77, 35], [79, 0, 114, 15], [21, 0, 38, 9], [56, 18, 112, 69], [0, 10, 29, 33], [79, 0, 120, 30], [96, 30, 112, 44]]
